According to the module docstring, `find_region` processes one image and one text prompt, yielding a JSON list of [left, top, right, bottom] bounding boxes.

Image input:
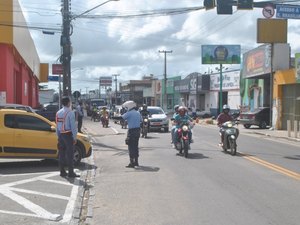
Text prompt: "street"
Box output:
[[0, 118, 299, 225], [88, 119, 300, 225]]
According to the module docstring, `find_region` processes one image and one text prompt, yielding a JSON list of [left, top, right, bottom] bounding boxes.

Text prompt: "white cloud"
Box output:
[[18, 0, 300, 92]]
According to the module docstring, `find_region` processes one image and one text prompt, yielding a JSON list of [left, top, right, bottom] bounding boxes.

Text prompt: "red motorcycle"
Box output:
[[175, 122, 192, 158]]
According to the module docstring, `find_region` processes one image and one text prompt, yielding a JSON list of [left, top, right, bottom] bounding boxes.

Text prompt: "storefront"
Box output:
[[273, 69, 300, 130], [0, 0, 48, 107], [240, 44, 290, 127], [210, 70, 240, 117], [197, 74, 210, 111]]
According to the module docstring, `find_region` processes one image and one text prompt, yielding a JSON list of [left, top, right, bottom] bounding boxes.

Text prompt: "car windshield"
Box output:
[[148, 108, 164, 115]]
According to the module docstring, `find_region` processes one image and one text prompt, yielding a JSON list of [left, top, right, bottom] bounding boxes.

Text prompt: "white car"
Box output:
[[146, 106, 169, 132]]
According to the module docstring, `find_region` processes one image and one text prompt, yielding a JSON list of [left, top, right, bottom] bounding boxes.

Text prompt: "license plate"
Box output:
[[153, 122, 160, 125]]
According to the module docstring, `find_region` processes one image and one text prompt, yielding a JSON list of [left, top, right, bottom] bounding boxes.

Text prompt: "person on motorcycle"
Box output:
[[91, 103, 98, 121], [171, 105, 180, 145], [217, 104, 233, 146], [100, 106, 109, 123], [140, 104, 150, 118], [139, 104, 150, 130], [173, 106, 194, 149]]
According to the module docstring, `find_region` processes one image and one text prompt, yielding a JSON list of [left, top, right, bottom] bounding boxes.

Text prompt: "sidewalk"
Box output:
[[196, 118, 300, 143]]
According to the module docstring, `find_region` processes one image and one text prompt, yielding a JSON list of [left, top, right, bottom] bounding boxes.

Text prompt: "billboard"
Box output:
[[52, 64, 63, 75], [202, 45, 241, 64], [257, 18, 287, 43], [210, 71, 240, 91], [99, 76, 112, 86], [242, 45, 271, 78]]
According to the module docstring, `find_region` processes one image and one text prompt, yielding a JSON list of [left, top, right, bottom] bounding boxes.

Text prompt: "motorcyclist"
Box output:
[[100, 106, 109, 124], [140, 104, 150, 118], [139, 104, 150, 132], [91, 103, 98, 121], [171, 105, 180, 145], [173, 106, 194, 149], [217, 104, 233, 146]]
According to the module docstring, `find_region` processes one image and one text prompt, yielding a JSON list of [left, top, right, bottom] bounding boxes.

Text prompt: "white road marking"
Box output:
[[0, 171, 80, 222], [60, 178, 79, 223], [111, 127, 119, 134]]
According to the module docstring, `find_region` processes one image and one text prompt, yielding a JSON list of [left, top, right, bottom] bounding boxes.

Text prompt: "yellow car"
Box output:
[[0, 109, 92, 165]]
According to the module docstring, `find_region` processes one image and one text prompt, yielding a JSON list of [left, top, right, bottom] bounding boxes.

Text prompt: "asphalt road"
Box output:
[[86, 119, 300, 225], [0, 118, 299, 225]]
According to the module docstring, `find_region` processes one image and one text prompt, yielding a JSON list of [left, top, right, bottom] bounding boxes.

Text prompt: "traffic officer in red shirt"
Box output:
[[56, 96, 79, 178]]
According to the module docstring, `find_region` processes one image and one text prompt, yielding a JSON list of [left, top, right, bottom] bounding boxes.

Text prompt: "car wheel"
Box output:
[[164, 127, 169, 132], [73, 145, 83, 166], [259, 121, 267, 129], [244, 124, 251, 129]]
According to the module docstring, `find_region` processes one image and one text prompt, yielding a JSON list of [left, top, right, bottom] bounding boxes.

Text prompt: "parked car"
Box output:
[[144, 106, 169, 132], [36, 103, 59, 122], [239, 107, 270, 129], [187, 108, 212, 119], [0, 104, 36, 113], [0, 109, 92, 165]]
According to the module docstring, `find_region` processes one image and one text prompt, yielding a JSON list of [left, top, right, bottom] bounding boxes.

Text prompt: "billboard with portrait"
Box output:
[[202, 45, 241, 64]]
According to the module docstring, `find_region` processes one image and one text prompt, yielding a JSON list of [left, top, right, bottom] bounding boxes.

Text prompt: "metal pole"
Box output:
[[113, 74, 120, 105], [159, 50, 172, 111], [219, 64, 223, 113]]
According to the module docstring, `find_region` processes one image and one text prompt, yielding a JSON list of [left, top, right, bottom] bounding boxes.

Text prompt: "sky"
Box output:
[[18, 0, 300, 94]]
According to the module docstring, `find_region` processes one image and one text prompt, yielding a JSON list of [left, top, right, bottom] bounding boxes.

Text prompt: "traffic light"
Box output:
[[204, 0, 215, 10], [237, 0, 253, 9], [217, 0, 233, 15]]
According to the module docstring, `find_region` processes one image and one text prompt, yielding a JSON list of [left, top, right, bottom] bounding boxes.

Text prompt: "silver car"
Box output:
[[147, 106, 169, 132]]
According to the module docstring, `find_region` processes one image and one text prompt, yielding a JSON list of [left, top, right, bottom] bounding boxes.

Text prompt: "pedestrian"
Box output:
[[122, 101, 142, 168], [56, 96, 80, 178], [76, 101, 84, 133]]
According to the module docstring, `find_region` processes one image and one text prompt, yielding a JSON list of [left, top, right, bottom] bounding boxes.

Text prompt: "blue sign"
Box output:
[[48, 75, 60, 82], [276, 4, 300, 19]]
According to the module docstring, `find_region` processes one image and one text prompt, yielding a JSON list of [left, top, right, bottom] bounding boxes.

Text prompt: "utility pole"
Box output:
[[61, 0, 72, 97], [113, 74, 120, 105], [159, 50, 172, 111]]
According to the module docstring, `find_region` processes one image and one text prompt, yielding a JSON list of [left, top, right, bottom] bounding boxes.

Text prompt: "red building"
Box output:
[[0, 0, 48, 108]]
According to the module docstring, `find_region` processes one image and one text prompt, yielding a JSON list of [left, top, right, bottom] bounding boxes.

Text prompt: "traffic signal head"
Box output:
[[217, 0, 233, 14], [237, 0, 253, 10]]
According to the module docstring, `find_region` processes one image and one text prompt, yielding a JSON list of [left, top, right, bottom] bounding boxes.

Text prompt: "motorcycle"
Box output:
[[141, 116, 149, 138], [101, 114, 109, 128], [219, 121, 239, 156], [93, 110, 101, 122], [175, 122, 193, 158]]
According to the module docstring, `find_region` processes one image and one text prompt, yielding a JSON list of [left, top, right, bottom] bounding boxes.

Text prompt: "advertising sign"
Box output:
[[242, 44, 271, 78], [99, 76, 112, 86], [52, 64, 63, 75], [295, 53, 300, 83], [210, 71, 240, 91], [202, 45, 241, 64]]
